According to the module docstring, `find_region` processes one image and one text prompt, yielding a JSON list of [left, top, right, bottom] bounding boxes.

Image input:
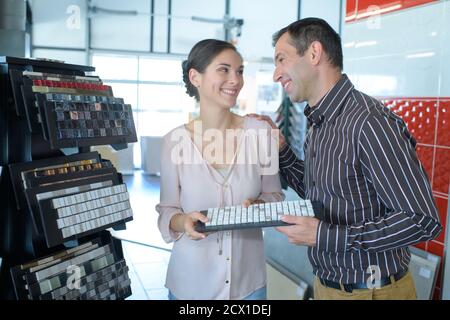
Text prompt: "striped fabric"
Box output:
[[279, 74, 442, 284]]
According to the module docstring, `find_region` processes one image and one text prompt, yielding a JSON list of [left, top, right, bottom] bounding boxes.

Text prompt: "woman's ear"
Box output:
[[189, 68, 201, 88]]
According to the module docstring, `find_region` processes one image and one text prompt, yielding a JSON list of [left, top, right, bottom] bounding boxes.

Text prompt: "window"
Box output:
[[92, 55, 138, 80], [138, 58, 182, 83], [91, 53, 196, 168]]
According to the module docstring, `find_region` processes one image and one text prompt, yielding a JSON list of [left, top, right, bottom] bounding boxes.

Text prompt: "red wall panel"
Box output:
[[433, 147, 450, 196], [384, 99, 437, 145], [437, 100, 450, 147], [435, 196, 448, 243], [416, 145, 434, 181], [427, 240, 444, 259], [381, 97, 448, 300], [345, 0, 447, 299], [346, 0, 438, 23]]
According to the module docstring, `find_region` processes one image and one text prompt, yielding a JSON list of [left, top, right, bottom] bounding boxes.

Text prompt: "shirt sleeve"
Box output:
[[316, 112, 442, 253], [155, 133, 184, 243], [279, 144, 306, 198]]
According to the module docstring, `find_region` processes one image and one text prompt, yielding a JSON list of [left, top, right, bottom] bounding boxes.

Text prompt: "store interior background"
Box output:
[[1, 0, 449, 299]]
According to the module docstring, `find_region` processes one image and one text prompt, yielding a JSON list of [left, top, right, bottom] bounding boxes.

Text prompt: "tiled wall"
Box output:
[[343, 0, 449, 299]]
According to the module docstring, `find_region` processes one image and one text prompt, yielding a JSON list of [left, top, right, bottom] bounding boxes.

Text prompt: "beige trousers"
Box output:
[[313, 271, 417, 300]]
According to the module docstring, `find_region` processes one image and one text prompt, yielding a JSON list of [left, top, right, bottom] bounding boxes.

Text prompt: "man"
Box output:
[[250, 18, 442, 300]]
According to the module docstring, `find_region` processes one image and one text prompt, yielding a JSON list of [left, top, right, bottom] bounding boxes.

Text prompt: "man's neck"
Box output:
[[308, 71, 342, 107]]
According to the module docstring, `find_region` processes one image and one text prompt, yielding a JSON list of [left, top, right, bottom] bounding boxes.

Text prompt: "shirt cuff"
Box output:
[[316, 220, 348, 252], [156, 204, 184, 243], [279, 144, 295, 169], [168, 213, 184, 242]]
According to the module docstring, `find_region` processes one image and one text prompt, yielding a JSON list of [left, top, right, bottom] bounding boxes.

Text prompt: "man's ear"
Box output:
[[309, 41, 324, 66], [189, 68, 201, 87]]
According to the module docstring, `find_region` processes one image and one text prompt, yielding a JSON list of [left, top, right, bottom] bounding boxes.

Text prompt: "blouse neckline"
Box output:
[[182, 116, 248, 185]]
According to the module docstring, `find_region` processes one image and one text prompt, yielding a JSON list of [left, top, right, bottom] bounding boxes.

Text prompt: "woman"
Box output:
[[156, 39, 284, 300]]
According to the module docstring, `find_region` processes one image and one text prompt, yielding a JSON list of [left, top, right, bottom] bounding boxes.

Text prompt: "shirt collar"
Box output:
[[304, 74, 354, 127]]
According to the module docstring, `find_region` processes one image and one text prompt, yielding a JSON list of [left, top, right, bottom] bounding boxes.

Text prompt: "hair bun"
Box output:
[[182, 60, 189, 84], [181, 60, 196, 99], [182, 60, 189, 72]]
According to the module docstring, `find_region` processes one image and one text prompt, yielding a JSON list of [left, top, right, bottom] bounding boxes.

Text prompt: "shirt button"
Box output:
[[226, 231, 230, 236], [226, 257, 230, 261], [226, 280, 229, 284]]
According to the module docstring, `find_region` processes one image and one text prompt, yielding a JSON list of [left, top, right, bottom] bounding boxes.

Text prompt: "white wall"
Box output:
[[342, 1, 447, 97], [31, 0, 299, 60], [170, 0, 225, 54], [31, 0, 88, 64], [90, 0, 151, 51], [153, 0, 169, 52], [300, 0, 342, 33], [31, 0, 347, 61], [230, 0, 298, 60], [32, 48, 87, 65], [32, 0, 87, 48]]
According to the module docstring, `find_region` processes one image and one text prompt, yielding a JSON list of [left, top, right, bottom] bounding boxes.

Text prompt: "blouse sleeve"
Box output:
[[257, 174, 285, 203], [254, 119, 285, 203], [155, 132, 184, 243]]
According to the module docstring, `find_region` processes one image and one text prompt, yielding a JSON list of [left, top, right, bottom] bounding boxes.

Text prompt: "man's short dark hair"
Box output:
[[273, 17, 343, 70]]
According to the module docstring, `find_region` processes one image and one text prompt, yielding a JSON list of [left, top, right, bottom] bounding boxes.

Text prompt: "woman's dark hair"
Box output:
[[182, 39, 239, 101], [272, 17, 343, 70]]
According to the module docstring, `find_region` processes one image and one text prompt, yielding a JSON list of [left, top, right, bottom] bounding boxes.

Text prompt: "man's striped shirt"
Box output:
[[279, 74, 442, 284]]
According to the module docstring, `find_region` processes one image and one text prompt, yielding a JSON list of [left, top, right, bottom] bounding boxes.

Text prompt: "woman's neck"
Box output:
[[198, 103, 234, 132]]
